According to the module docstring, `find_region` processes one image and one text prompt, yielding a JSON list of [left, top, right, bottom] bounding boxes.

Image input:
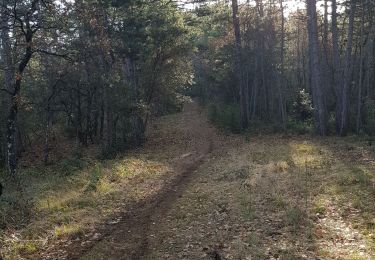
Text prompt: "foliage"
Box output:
[[292, 89, 314, 123], [0, 146, 171, 258], [0, 0, 195, 168], [286, 119, 313, 135], [363, 99, 375, 135], [208, 103, 241, 133], [190, 0, 375, 137]]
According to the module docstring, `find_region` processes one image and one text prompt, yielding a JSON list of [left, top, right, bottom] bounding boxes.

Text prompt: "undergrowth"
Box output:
[[0, 146, 170, 259], [207, 102, 314, 135]]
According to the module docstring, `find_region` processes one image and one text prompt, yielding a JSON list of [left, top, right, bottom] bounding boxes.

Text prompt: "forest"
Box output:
[[0, 0, 375, 259]]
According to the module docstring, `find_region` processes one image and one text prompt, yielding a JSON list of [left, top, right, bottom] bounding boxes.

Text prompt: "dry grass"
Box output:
[[2, 103, 375, 259], [0, 100, 210, 260], [0, 152, 172, 259], [145, 134, 375, 259], [0, 109, 198, 259]]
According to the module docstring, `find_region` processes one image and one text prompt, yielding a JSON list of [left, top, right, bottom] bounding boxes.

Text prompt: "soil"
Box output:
[[77, 101, 216, 260], [37, 101, 217, 260], [35, 101, 375, 260]]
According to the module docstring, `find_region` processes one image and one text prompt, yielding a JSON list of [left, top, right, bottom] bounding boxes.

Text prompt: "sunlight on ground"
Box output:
[[0, 104, 194, 259], [145, 135, 375, 259], [289, 139, 375, 259], [0, 154, 171, 258], [1, 106, 375, 259]]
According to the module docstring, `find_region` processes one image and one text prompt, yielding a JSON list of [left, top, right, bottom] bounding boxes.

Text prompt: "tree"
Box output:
[[332, 0, 341, 132], [0, 1, 14, 167], [231, 0, 248, 129], [339, 0, 357, 136], [5, 0, 42, 177], [278, 0, 286, 128], [306, 0, 326, 135], [0, 0, 193, 182]]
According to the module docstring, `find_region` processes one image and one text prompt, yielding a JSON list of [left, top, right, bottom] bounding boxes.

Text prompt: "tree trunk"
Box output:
[[339, 0, 356, 136], [124, 57, 144, 147], [356, 0, 365, 133], [231, 0, 248, 129], [5, 0, 38, 177], [306, 0, 326, 135], [278, 0, 286, 129], [322, 0, 330, 107], [0, 3, 13, 167], [332, 0, 342, 132], [97, 4, 115, 156]]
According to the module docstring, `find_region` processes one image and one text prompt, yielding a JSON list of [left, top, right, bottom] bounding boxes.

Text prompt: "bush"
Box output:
[[292, 89, 314, 123], [364, 99, 375, 135], [286, 119, 313, 135], [59, 156, 86, 175], [246, 120, 281, 135], [153, 93, 187, 116], [327, 112, 337, 134], [208, 103, 241, 134], [0, 156, 5, 168], [207, 103, 219, 123], [85, 164, 102, 192]]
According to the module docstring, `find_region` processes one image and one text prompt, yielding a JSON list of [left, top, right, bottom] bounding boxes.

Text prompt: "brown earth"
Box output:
[[77, 101, 216, 260], [32, 101, 375, 260], [33, 100, 218, 260]]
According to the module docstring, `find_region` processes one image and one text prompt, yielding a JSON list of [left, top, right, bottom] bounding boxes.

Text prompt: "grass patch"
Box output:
[[54, 223, 84, 238], [84, 164, 102, 192], [268, 194, 289, 210], [278, 248, 301, 259], [312, 197, 327, 215], [59, 157, 87, 176], [239, 190, 256, 220], [216, 167, 249, 181], [232, 234, 266, 259], [207, 103, 242, 134], [338, 166, 371, 187], [0, 150, 170, 259], [284, 206, 307, 231]]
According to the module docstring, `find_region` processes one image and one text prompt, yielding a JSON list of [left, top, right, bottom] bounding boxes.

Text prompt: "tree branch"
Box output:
[[34, 49, 73, 61]]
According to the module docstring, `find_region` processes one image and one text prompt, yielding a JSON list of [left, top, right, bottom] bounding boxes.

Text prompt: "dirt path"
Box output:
[[37, 101, 375, 260], [71, 101, 216, 260], [140, 135, 375, 260]]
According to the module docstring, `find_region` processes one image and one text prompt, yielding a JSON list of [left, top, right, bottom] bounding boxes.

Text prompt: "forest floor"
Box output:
[[1, 101, 375, 259]]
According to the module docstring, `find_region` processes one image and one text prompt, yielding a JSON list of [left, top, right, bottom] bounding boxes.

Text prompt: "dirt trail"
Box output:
[[38, 101, 375, 260], [73, 101, 216, 260]]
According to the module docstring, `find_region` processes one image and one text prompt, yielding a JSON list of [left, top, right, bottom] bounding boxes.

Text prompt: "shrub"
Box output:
[[208, 103, 241, 133], [246, 120, 281, 135], [59, 157, 85, 176], [85, 164, 102, 192], [363, 99, 375, 135], [292, 89, 314, 123], [207, 103, 219, 123], [286, 119, 313, 135]]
